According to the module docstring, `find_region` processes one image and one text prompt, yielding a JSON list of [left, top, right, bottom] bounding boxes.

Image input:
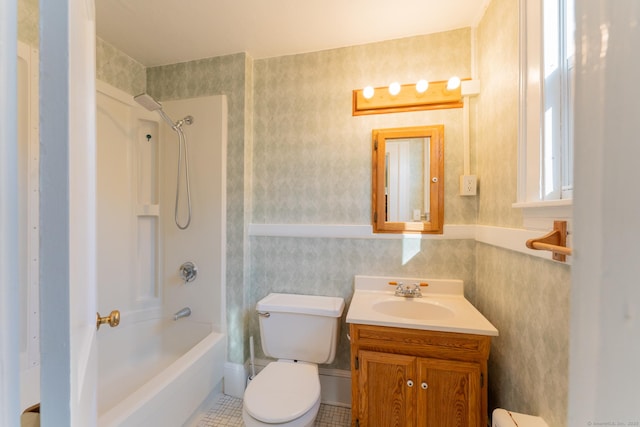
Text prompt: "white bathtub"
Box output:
[[97, 316, 225, 427]]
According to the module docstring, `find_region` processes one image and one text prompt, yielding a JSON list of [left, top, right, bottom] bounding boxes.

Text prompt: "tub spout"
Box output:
[[174, 307, 191, 321]]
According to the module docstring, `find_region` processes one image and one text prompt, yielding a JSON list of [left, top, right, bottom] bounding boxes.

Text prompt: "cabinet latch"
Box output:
[[481, 372, 484, 388], [355, 357, 359, 370], [356, 419, 360, 427]]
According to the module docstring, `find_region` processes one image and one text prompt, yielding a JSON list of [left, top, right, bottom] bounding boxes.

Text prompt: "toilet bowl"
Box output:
[[243, 361, 321, 427], [493, 408, 549, 427], [242, 293, 345, 427]]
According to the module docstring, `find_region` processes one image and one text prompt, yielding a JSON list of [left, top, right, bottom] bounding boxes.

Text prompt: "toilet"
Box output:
[[493, 409, 549, 427], [242, 293, 345, 427]]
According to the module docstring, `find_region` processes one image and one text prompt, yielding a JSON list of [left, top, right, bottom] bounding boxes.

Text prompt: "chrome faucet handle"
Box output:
[[394, 282, 422, 297], [410, 283, 422, 297], [394, 282, 406, 296], [179, 262, 198, 284]]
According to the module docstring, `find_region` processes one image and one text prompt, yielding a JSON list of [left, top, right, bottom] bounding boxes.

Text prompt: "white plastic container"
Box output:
[[492, 409, 549, 427]]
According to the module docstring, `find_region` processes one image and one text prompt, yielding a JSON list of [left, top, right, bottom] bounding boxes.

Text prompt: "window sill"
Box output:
[[512, 199, 573, 231]]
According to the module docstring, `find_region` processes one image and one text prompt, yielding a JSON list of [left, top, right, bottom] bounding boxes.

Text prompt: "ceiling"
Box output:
[[96, 0, 490, 67]]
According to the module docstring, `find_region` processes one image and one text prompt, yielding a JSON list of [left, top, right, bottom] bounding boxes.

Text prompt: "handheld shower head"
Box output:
[[134, 93, 162, 112], [134, 93, 176, 128], [133, 92, 195, 230]]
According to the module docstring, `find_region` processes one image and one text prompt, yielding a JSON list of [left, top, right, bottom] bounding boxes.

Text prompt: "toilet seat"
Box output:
[[244, 361, 320, 424]]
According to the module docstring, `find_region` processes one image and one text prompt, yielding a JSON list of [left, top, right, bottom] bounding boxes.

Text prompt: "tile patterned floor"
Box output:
[[196, 394, 351, 427]]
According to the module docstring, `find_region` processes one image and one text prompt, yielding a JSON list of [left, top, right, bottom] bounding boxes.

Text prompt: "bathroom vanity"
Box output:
[[346, 276, 498, 427]]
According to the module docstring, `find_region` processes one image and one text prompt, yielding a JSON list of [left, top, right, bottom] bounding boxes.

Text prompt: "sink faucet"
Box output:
[[394, 282, 422, 298]]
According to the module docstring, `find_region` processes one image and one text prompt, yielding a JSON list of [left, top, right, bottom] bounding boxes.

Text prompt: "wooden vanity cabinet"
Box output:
[[349, 323, 491, 427]]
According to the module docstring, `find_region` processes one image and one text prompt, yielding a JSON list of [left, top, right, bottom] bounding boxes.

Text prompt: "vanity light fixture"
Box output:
[[388, 82, 401, 96], [353, 77, 475, 116], [447, 76, 461, 90], [416, 79, 429, 94], [363, 86, 375, 99]]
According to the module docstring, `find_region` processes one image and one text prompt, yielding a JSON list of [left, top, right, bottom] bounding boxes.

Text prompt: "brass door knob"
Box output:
[[96, 310, 120, 330]]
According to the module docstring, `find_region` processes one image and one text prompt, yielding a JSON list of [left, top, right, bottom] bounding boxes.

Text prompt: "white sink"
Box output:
[[372, 299, 455, 320], [346, 275, 498, 336]]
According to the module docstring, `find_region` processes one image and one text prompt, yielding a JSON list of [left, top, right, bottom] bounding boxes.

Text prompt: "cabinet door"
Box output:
[[417, 358, 481, 427], [357, 350, 417, 427]]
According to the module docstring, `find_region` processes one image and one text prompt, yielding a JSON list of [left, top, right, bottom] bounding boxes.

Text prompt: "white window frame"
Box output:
[[515, 0, 573, 230]]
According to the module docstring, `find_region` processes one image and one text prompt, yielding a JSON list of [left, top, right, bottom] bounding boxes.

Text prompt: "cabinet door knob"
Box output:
[[407, 380, 414, 387], [421, 382, 428, 390]]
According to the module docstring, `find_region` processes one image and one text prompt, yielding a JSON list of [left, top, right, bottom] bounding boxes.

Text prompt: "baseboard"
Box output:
[[224, 359, 352, 407], [318, 366, 351, 407]]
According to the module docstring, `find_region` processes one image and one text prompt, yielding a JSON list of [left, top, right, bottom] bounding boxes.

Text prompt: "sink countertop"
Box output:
[[346, 275, 499, 336]]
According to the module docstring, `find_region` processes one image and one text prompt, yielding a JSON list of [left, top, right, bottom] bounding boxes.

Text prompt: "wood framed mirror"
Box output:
[[372, 125, 444, 233]]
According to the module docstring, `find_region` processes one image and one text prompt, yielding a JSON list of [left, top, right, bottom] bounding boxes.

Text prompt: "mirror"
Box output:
[[372, 125, 444, 233]]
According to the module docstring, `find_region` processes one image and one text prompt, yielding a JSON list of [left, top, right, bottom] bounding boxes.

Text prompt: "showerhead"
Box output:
[[134, 93, 163, 112], [134, 93, 177, 128]]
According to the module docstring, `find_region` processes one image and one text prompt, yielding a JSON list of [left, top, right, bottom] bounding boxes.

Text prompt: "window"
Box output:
[[517, 0, 574, 213]]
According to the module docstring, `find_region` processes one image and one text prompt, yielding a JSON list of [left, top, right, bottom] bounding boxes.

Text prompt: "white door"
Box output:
[[1, 0, 21, 425], [39, 1, 98, 425]]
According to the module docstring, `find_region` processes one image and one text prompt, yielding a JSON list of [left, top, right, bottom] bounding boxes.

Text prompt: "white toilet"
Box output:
[[493, 408, 549, 427], [242, 293, 345, 427]]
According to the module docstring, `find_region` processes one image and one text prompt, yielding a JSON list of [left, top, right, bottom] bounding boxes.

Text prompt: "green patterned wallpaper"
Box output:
[[18, 0, 38, 47], [253, 29, 476, 226], [476, 0, 522, 228], [96, 38, 146, 96], [475, 244, 570, 427], [476, 0, 569, 425]]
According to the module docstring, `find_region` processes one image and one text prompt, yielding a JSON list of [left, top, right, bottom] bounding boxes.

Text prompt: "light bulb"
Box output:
[[416, 79, 429, 93], [388, 82, 401, 96], [447, 76, 461, 90], [363, 86, 375, 99]]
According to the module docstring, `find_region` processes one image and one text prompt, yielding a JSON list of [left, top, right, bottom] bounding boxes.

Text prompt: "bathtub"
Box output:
[[97, 314, 225, 427]]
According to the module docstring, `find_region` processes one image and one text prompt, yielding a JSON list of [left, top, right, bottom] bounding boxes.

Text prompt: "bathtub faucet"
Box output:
[[174, 307, 192, 321]]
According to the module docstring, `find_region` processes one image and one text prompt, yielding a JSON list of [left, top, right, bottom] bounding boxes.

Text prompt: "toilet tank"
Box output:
[[256, 293, 345, 364]]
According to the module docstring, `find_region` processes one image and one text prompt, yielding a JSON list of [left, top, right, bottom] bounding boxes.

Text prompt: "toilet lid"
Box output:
[[244, 362, 320, 424]]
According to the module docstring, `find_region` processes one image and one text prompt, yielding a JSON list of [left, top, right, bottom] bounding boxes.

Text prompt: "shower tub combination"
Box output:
[[94, 82, 228, 426], [97, 316, 225, 426], [17, 44, 227, 424]]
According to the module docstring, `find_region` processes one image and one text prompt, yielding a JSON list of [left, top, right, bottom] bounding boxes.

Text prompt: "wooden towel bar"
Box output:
[[526, 220, 572, 262]]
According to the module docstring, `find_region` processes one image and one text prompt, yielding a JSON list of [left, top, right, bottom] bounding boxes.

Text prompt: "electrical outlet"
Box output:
[[460, 175, 477, 196]]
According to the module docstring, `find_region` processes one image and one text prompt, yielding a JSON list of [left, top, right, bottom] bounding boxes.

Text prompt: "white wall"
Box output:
[[96, 82, 163, 320], [161, 96, 228, 333], [570, 1, 640, 424], [95, 86, 228, 334]]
